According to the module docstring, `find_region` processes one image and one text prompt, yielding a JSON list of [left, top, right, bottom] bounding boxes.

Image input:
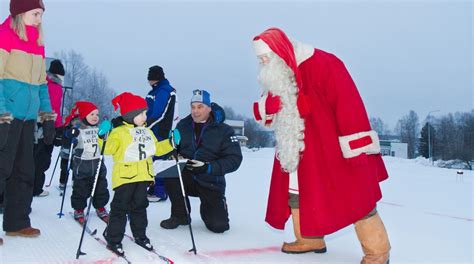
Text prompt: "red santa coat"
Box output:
[[255, 28, 389, 236]]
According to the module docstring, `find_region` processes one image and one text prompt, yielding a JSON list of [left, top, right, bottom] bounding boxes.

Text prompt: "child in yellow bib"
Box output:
[[102, 92, 176, 256]]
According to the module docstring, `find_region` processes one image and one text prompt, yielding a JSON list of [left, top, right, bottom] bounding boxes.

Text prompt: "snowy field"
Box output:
[[0, 147, 472, 264]]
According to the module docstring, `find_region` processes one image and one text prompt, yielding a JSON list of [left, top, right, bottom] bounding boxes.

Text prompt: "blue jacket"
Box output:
[[145, 79, 177, 141], [176, 103, 242, 193]]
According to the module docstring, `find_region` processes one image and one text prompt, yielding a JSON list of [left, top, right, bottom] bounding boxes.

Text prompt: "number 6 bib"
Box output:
[[124, 127, 156, 162]]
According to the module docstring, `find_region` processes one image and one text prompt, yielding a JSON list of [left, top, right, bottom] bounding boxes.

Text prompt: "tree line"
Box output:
[[53, 51, 472, 169], [371, 110, 473, 169], [54, 50, 116, 119]]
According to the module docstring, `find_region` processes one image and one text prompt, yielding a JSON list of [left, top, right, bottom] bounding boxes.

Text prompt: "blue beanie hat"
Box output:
[[191, 89, 211, 107]]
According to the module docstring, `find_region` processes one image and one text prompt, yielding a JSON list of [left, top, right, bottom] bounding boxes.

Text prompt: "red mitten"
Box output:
[[265, 92, 281, 115]]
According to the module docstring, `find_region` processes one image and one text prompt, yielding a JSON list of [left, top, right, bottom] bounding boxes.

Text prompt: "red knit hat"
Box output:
[[64, 101, 98, 125], [10, 0, 45, 17], [112, 92, 148, 116]]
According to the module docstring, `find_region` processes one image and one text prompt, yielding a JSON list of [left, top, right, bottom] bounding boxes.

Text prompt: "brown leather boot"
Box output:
[[5, 227, 41, 237], [354, 213, 390, 264], [281, 208, 327, 254]]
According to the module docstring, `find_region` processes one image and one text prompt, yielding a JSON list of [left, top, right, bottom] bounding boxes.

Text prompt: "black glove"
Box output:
[[185, 159, 210, 174], [64, 127, 80, 139], [0, 123, 10, 150], [111, 116, 125, 128], [53, 127, 64, 147], [42, 120, 55, 145]]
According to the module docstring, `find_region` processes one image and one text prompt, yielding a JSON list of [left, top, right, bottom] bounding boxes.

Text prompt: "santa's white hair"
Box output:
[[258, 52, 305, 173]]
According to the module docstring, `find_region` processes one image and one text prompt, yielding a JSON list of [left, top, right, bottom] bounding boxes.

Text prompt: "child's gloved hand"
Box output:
[[168, 129, 181, 147], [98, 120, 112, 137], [65, 126, 80, 139]]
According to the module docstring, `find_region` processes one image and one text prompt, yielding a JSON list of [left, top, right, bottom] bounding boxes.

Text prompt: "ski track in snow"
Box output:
[[0, 148, 472, 263]]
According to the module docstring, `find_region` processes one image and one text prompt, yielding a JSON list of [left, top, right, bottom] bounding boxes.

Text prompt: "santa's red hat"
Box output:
[[112, 92, 148, 123], [253, 27, 310, 117], [64, 101, 97, 125]]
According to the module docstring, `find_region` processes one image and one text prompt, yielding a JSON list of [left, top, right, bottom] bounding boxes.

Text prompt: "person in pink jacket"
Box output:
[[0, 0, 55, 245], [32, 59, 65, 197]]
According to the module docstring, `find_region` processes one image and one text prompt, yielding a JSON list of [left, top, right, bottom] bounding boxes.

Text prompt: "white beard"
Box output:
[[258, 53, 305, 173]]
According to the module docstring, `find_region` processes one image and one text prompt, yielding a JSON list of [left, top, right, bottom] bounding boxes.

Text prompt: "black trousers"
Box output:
[[71, 163, 109, 210], [164, 170, 229, 233], [0, 119, 35, 231], [105, 182, 149, 244], [59, 157, 69, 185], [32, 140, 54, 196]]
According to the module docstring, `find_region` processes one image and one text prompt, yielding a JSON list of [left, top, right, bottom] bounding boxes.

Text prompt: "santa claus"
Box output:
[[252, 28, 390, 264]]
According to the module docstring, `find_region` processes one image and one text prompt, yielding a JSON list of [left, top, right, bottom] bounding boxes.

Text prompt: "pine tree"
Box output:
[[419, 122, 435, 159]]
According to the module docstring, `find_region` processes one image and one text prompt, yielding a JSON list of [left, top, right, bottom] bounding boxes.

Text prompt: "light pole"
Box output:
[[427, 110, 440, 165]]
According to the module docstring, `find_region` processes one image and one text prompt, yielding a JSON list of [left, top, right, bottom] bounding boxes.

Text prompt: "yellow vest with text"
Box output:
[[103, 123, 174, 189]]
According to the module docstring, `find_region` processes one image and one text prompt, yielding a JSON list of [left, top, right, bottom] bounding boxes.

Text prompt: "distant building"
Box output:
[[380, 140, 408, 158], [225, 119, 248, 146]]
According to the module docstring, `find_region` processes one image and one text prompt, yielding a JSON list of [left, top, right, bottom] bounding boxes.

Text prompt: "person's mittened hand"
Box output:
[[42, 120, 55, 145], [168, 129, 181, 148], [72, 127, 80, 137], [98, 120, 112, 138], [265, 92, 281, 115], [185, 159, 210, 174], [67, 127, 80, 138]]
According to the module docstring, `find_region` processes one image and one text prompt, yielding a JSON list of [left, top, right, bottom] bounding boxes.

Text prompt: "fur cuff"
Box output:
[[339, 130, 381, 158]]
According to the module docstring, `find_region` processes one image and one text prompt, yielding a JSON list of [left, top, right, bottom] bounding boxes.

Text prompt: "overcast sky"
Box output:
[[1, 0, 472, 129]]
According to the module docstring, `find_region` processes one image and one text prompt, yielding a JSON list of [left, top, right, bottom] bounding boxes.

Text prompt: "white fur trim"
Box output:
[[257, 93, 275, 127], [289, 171, 299, 194], [339, 130, 381, 158], [256, 94, 267, 126], [253, 39, 272, 56], [291, 40, 314, 66]]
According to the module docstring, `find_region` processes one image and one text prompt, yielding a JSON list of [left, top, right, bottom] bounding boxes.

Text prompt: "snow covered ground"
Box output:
[[0, 147, 472, 263]]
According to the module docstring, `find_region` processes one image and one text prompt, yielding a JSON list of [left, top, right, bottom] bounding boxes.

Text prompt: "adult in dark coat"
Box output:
[[161, 90, 242, 233]]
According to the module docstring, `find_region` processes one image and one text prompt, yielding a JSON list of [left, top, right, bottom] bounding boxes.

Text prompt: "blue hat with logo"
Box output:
[[191, 89, 211, 107]]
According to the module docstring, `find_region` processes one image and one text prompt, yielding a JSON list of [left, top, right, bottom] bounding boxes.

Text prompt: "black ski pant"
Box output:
[[106, 182, 149, 244], [32, 140, 54, 196], [0, 119, 36, 232], [71, 164, 109, 210], [164, 170, 230, 233], [59, 157, 69, 185]]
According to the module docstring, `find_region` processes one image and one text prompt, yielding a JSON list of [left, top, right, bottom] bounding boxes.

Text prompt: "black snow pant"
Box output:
[[164, 170, 229, 233], [59, 157, 69, 185], [71, 160, 109, 210], [32, 139, 54, 196], [105, 182, 149, 244], [0, 119, 36, 232]]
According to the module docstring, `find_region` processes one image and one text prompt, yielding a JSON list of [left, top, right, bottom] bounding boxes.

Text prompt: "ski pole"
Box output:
[[57, 127, 79, 218], [76, 131, 109, 259], [45, 152, 61, 187], [170, 132, 197, 255]]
